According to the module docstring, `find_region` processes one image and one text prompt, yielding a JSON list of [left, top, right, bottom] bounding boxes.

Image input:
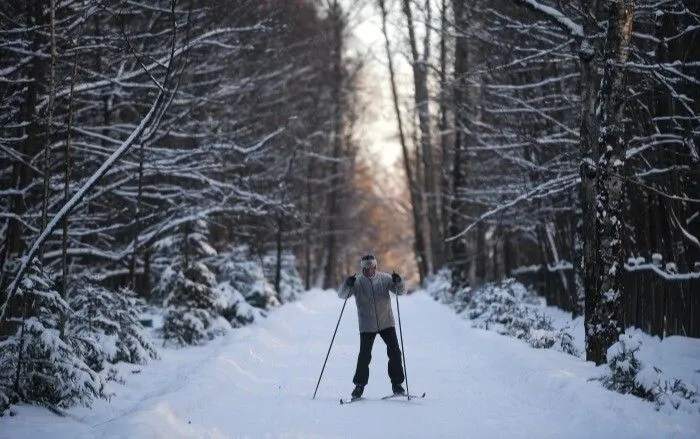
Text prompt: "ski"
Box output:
[[381, 392, 426, 401], [340, 392, 425, 404], [339, 397, 364, 405]]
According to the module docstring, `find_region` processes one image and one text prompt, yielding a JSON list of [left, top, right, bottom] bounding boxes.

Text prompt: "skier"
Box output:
[[338, 253, 406, 399]]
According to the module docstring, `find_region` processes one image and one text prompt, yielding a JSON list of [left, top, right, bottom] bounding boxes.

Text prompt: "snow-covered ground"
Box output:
[[3, 288, 699, 438], [540, 303, 700, 396]]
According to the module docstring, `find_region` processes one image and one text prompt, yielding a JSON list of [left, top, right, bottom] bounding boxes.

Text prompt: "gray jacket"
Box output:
[[337, 272, 406, 333]]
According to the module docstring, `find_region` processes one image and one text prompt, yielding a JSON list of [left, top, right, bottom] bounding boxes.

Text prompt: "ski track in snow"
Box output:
[[3, 289, 699, 438]]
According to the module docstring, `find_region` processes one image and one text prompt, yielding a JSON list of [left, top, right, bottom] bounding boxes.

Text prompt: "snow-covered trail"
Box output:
[[4, 289, 699, 438]]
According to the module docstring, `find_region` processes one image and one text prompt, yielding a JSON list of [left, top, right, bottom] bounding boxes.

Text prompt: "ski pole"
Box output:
[[312, 296, 349, 399], [395, 291, 410, 400]]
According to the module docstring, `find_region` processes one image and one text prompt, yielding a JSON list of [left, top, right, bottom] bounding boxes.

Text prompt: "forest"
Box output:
[[1, 0, 698, 415]]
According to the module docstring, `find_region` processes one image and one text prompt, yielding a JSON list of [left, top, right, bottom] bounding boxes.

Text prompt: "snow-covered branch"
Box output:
[[447, 174, 579, 242], [511, 0, 583, 38], [1, 87, 168, 324]]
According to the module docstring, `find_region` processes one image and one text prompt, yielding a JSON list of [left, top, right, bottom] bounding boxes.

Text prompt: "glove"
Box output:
[[345, 275, 356, 287], [392, 271, 401, 283]]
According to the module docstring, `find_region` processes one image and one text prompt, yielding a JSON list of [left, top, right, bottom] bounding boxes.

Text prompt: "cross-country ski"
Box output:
[[380, 391, 425, 401], [340, 392, 425, 404]]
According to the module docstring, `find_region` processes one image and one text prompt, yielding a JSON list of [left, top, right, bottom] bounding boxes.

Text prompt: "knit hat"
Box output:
[[360, 254, 377, 269]]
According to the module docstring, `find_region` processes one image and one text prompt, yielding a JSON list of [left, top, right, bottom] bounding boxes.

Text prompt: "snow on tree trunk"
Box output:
[[586, 0, 635, 365]]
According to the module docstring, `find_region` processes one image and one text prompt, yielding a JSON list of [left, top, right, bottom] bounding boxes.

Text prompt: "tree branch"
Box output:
[[512, 0, 583, 38]]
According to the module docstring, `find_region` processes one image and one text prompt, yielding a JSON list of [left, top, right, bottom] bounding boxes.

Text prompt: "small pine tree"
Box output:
[[0, 260, 106, 414], [214, 281, 266, 328], [162, 262, 229, 346], [600, 333, 698, 411], [219, 246, 280, 309], [67, 278, 158, 373], [151, 219, 217, 302], [262, 250, 304, 304]]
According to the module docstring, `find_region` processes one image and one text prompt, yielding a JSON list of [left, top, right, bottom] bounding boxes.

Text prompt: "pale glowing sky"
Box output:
[[345, 3, 407, 169]]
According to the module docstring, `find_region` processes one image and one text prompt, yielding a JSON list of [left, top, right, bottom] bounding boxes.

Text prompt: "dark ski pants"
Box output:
[[353, 326, 404, 386]]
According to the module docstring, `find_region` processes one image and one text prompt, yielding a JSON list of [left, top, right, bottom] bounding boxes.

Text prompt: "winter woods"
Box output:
[[375, 0, 698, 364], [0, 0, 376, 413], [1, 0, 698, 417]]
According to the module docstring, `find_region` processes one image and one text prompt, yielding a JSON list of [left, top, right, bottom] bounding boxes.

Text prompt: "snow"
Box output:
[[547, 260, 572, 271], [624, 261, 700, 280], [3, 289, 699, 438], [514, 0, 583, 37]]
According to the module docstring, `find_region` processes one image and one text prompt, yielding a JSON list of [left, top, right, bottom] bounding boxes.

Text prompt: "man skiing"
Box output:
[[337, 253, 406, 399]]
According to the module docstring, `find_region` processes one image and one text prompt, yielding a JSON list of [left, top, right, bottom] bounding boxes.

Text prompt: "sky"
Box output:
[[3, 286, 698, 438], [345, 2, 406, 169]]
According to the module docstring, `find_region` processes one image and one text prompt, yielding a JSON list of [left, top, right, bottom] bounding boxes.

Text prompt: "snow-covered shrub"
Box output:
[[599, 333, 651, 399], [151, 219, 218, 302], [466, 279, 534, 326], [465, 279, 579, 356], [425, 267, 473, 310], [453, 284, 475, 313], [652, 379, 699, 412], [262, 250, 304, 304], [218, 246, 280, 310], [214, 281, 266, 328], [162, 262, 230, 346], [153, 265, 180, 305], [0, 388, 9, 416], [429, 276, 578, 357], [0, 260, 106, 414], [425, 267, 453, 305], [67, 279, 158, 374], [599, 333, 698, 412]]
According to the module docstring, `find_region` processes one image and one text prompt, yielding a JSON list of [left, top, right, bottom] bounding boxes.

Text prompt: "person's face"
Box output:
[[363, 266, 376, 277]]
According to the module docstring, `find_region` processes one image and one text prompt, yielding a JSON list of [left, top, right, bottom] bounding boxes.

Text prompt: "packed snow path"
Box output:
[[4, 289, 699, 438]]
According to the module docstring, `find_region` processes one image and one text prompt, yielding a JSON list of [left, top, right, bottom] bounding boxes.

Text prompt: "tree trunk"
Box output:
[[438, 0, 451, 267], [322, 0, 343, 288], [578, 0, 602, 363], [377, 0, 428, 282], [274, 213, 283, 296], [587, 0, 635, 365], [42, 0, 57, 242], [61, 38, 77, 338], [129, 138, 145, 291], [569, 191, 584, 318], [449, 0, 470, 288], [475, 221, 486, 284], [1, 0, 48, 337], [402, 0, 437, 274]]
